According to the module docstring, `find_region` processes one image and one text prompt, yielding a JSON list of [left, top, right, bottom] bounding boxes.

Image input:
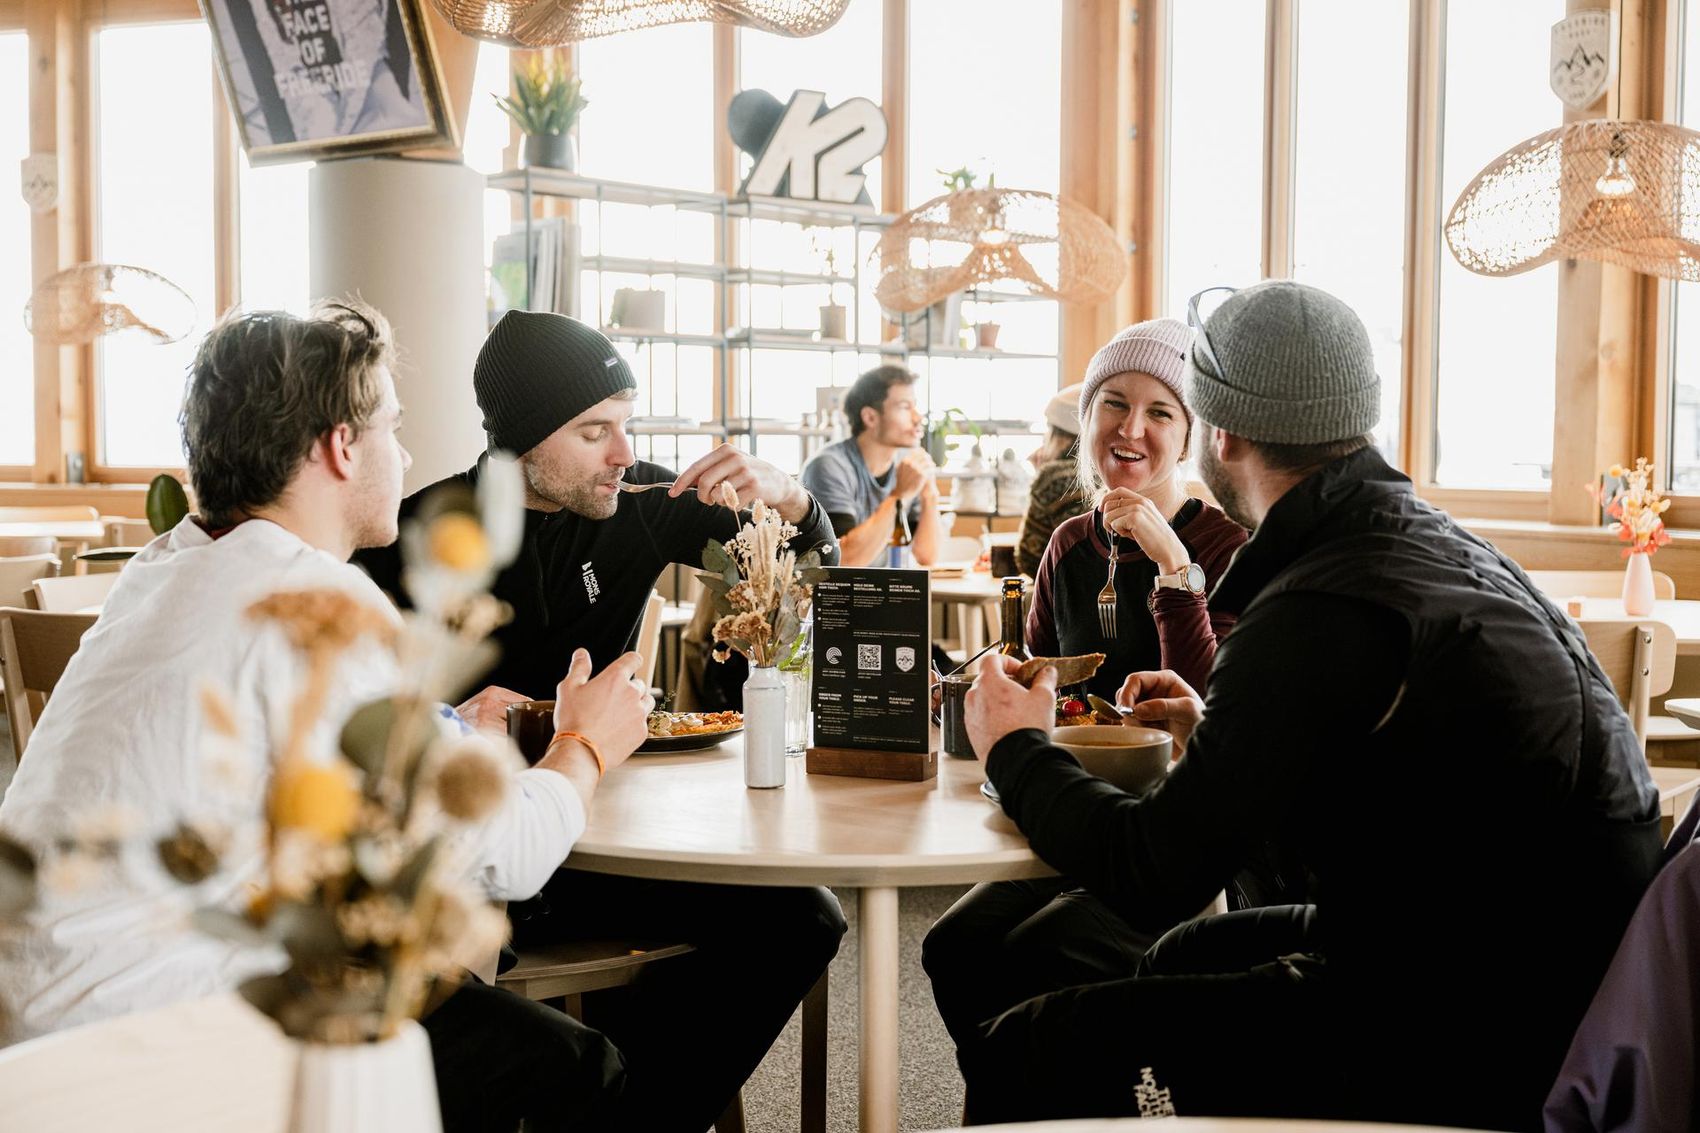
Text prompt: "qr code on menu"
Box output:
[[857, 643, 881, 672]]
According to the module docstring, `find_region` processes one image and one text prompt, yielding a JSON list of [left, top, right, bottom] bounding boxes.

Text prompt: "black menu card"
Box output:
[[810, 567, 930, 754]]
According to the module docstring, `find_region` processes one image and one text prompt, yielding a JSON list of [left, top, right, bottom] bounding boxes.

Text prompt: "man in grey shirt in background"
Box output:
[[801, 364, 941, 567]]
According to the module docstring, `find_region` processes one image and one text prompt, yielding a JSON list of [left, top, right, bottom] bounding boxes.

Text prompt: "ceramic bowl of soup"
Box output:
[[1050, 725, 1172, 794]]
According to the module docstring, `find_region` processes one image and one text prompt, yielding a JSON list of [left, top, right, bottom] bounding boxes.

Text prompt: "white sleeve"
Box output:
[[457, 768, 587, 901]]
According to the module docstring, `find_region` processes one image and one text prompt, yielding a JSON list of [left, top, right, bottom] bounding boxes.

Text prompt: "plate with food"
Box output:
[[639, 709, 744, 753]]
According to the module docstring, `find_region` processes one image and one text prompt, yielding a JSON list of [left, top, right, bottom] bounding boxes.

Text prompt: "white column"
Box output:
[[309, 157, 488, 494]]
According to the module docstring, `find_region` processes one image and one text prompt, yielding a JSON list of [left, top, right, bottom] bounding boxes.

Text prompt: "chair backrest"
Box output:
[[635, 590, 666, 688], [30, 572, 119, 613], [0, 607, 99, 757], [101, 516, 156, 548], [1577, 617, 1677, 745], [0, 536, 57, 558], [1529, 569, 1677, 601], [0, 554, 61, 609]]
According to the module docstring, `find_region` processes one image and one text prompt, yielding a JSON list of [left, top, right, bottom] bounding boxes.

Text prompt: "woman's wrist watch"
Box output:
[[1152, 563, 1207, 596]]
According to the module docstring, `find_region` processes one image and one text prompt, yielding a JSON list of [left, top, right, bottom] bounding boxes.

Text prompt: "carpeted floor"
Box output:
[[740, 884, 969, 1133]]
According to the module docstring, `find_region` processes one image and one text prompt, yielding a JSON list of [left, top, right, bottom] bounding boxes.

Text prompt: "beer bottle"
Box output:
[[887, 496, 913, 569], [996, 576, 1028, 659]]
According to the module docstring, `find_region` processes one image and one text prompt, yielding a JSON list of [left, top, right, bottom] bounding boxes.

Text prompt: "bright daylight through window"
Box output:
[[95, 21, 216, 469]]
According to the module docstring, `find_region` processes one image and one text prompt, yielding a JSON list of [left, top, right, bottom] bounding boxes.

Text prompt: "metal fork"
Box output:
[[1097, 532, 1118, 637], [615, 480, 676, 494]]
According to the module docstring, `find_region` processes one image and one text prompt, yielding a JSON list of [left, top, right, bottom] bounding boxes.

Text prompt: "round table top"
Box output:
[[571, 737, 1053, 888]]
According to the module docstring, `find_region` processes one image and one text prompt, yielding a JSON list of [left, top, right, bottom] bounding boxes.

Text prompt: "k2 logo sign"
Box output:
[[733, 89, 888, 206]]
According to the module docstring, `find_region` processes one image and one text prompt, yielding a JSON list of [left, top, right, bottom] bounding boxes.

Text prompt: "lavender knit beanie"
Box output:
[[1079, 318, 1194, 429]]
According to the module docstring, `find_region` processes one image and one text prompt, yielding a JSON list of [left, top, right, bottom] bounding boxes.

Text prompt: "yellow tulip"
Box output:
[[268, 760, 360, 841], [426, 513, 490, 572]]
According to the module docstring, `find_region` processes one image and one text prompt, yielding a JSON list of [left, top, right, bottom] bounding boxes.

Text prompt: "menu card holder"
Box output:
[[805, 566, 937, 781]]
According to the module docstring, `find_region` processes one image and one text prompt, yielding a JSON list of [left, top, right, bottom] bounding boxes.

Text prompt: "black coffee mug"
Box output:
[[938, 676, 975, 758], [506, 700, 557, 766]]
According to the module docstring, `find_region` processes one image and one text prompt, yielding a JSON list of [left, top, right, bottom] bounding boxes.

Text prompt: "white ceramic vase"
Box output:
[[744, 665, 787, 788], [1623, 551, 1656, 616], [290, 1022, 442, 1133]]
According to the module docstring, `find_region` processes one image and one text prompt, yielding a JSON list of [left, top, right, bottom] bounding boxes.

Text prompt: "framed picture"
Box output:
[[200, 0, 459, 166]]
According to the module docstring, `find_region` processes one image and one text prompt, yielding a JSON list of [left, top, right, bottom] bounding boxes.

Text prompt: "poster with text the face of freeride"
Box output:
[[811, 568, 930, 754]]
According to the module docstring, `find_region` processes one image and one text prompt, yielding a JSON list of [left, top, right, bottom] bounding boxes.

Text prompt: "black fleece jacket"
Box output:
[[355, 458, 839, 698]]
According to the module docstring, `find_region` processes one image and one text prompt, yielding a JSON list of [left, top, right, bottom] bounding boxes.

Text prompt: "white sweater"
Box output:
[[0, 519, 584, 1042]]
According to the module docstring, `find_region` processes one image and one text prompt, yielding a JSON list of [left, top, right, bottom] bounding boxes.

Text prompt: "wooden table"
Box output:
[[1573, 598, 1700, 654], [930, 571, 1004, 656], [0, 520, 105, 543], [573, 739, 1052, 1133]]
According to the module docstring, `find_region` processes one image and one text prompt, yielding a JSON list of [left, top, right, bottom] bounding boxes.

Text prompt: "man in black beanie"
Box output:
[[356, 310, 845, 1132]]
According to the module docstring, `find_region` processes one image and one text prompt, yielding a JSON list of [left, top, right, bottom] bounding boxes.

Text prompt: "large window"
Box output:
[[576, 26, 714, 191], [0, 31, 32, 468], [93, 21, 217, 469], [1669, 0, 1700, 491], [1291, 0, 1410, 463], [1164, 0, 1264, 322], [909, 0, 1061, 433], [1432, 0, 1564, 489]]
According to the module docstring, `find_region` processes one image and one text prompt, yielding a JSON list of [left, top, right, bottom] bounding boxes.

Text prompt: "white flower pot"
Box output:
[[744, 665, 787, 788], [1623, 551, 1656, 616], [290, 1022, 441, 1133]]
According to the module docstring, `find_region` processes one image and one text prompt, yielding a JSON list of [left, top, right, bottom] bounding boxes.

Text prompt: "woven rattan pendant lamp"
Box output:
[[429, 0, 850, 46], [23, 263, 196, 345], [1445, 118, 1700, 281], [872, 188, 1126, 313]]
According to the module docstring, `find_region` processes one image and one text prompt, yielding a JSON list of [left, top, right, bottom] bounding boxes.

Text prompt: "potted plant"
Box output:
[[1593, 457, 1672, 615], [494, 53, 589, 172], [926, 407, 982, 467]]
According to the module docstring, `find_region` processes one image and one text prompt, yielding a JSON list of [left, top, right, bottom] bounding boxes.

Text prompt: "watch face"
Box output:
[[1184, 563, 1207, 594]]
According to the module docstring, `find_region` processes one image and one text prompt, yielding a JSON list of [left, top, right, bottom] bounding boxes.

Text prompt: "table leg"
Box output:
[[960, 602, 985, 659], [857, 886, 899, 1133]]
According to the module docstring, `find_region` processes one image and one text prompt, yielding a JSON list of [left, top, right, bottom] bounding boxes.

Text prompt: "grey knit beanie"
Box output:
[[1185, 280, 1380, 444], [473, 311, 637, 456], [1079, 318, 1194, 429]]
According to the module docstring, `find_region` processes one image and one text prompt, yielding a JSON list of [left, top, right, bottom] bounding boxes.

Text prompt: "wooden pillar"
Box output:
[[1124, 0, 1167, 324], [1060, 0, 1123, 388], [1549, 0, 1648, 524], [1261, 0, 1296, 280], [26, 0, 86, 484], [881, 0, 907, 215]]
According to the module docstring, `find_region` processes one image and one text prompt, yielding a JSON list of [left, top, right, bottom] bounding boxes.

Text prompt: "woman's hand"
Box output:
[[1101, 489, 1189, 574]]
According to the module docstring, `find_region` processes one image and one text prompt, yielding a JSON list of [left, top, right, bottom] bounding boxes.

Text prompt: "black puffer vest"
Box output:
[[1211, 447, 1661, 1128]]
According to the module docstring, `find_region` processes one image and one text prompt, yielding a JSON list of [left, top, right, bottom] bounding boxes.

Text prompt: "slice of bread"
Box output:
[[1013, 653, 1106, 689]]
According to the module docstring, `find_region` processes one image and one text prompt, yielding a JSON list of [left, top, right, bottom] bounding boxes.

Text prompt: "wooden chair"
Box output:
[[1576, 618, 1677, 747], [0, 554, 61, 609], [0, 536, 57, 558], [496, 939, 828, 1133], [635, 590, 666, 690], [30, 572, 119, 613], [101, 517, 155, 547], [0, 506, 102, 574], [0, 608, 98, 758], [1528, 568, 1677, 601]]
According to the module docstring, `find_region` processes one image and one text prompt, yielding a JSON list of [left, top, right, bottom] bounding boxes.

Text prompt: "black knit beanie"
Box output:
[[473, 311, 638, 455]]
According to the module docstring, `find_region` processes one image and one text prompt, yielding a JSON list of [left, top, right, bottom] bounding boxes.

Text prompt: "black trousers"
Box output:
[[423, 977, 626, 1133], [507, 869, 847, 1133], [923, 878, 1158, 1053], [957, 905, 1338, 1125]]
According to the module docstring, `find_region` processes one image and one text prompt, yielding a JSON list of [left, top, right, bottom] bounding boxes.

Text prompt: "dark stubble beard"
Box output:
[[526, 461, 619, 520], [1198, 442, 1256, 532]]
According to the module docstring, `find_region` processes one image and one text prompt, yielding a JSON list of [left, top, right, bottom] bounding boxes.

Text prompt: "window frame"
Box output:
[[0, 15, 33, 480]]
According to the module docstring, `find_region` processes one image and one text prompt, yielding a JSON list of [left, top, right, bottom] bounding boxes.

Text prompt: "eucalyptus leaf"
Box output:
[[775, 610, 800, 646], [799, 567, 830, 586], [339, 697, 440, 785], [798, 550, 821, 570], [703, 540, 735, 573], [389, 836, 441, 902], [722, 563, 741, 589], [191, 907, 272, 949], [695, 573, 733, 596], [271, 902, 344, 966], [712, 594, 735, 618], [145, 474, 190, 535]]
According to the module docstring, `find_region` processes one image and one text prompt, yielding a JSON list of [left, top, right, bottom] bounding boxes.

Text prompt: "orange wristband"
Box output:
[[551, 730, 605, 778]]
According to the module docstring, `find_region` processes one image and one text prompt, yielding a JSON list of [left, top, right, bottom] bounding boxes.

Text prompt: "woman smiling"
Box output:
[[1025, 318, 1246, 699]]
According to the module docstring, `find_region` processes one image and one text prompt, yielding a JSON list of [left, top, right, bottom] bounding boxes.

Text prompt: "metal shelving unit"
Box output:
[[488, 167, 1061, 473]]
